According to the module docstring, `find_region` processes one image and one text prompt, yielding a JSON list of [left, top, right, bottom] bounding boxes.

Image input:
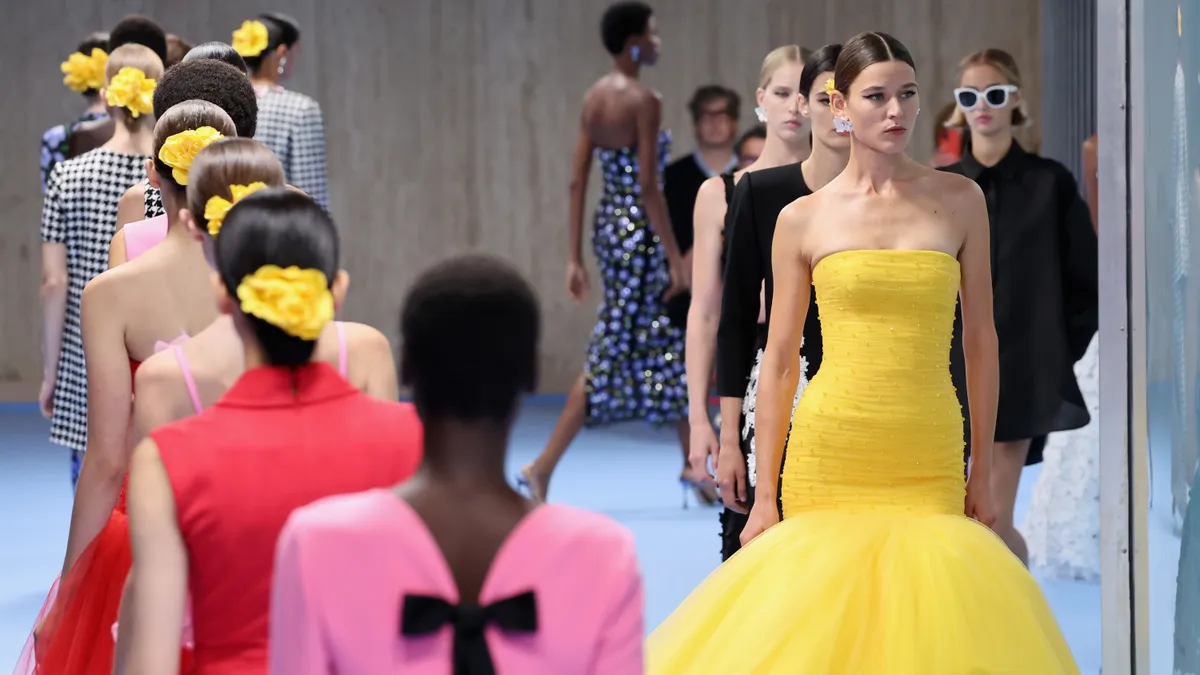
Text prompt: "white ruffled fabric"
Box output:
[[1019, 334, 1101, 582], [741, 341, 809, 488]]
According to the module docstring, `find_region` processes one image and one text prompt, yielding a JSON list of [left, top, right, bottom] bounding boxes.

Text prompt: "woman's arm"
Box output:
[[60, 276, 133, 575], [634, 93, 683, 264], [567, 115, 595, 268], [955, 179, 1000, 482], [751, 201, 811, 499], [40, 171, 69, 414], [347, 323, 399, 401], [269, 514, 332, 675], [715, 176, 762, 452], [132, 354, 188, 442], [1082, 135, 1099, 233], [685, 177, 729, 429], [123, 438, 188, 675], [108, 231, 128, 269], [109, 184, 149, 268]]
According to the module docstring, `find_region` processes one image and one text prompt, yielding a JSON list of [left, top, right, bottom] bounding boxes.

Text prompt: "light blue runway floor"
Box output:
[[0, 400, 1128, 673]]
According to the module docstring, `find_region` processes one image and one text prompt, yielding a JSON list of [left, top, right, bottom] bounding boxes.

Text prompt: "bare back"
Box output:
[[581, 73, 656, 150], [96, 237, 217, 364], [133, 316, 397, 437]]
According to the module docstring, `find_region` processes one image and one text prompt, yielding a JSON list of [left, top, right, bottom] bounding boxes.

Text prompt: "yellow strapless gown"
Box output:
[[647, 250, 1079, 674]]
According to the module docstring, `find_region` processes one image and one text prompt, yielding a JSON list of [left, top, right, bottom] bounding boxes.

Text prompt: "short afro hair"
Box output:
[[400, 254, 540, 423], [108, 15, 167, 64], [152, 59, 258, 138], [183, 41, 248, 72], [600, 1, 653, 55]]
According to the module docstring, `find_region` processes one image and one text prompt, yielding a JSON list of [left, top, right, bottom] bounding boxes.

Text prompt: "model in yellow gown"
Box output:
[[646, 248, 1080, 674]]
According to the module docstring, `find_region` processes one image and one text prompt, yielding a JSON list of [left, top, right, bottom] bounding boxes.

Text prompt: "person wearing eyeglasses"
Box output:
[[940, 48, 1098, 567]]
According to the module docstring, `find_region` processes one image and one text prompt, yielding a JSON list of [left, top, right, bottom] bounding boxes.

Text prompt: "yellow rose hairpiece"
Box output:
[[204, 182, 269, 237], [232, 20, 270, 58], [237, 265, 335, 341], [61, 48, 108, 93], [105, 67, 156, 118], [825, 78, 837, 95], [158, 127, 226, 185]]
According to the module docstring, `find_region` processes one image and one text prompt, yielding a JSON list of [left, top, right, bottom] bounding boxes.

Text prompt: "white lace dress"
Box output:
[[1019, 334, 1101, 582], [741, 341, 809, 487]]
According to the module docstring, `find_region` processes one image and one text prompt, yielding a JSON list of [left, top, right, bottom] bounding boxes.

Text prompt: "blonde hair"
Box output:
[[758, 45, 810, 89], [104, 43, 163, 84], [104, 44, 164, 129], [946, 48, 1030, 128], [187, 138, 286, 232]]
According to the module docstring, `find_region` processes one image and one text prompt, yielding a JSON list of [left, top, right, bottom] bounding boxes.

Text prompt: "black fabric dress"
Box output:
[[715, 163, 820, 560], [941, 141, 1098, 465]]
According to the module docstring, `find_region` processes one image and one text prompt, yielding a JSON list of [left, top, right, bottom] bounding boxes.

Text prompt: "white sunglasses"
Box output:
[[953, 85, 1018, 111]]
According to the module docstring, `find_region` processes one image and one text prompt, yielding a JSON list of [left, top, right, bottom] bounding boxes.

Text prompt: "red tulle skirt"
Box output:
[[12, 509, 194, 675]]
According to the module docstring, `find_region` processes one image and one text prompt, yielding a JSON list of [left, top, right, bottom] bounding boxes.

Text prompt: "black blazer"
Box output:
[[716, 162, 819, 399]]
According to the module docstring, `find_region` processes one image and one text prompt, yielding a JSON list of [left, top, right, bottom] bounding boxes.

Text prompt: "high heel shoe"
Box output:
[[516, 465, 546, 504], [679, 470, 718, 510]]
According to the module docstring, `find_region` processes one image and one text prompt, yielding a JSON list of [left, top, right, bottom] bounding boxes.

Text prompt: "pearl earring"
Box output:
[[755, 106, 767, 123], [278, 56, 287, 76]]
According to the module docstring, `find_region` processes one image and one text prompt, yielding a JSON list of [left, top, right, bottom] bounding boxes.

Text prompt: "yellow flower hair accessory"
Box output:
[[237, 265, 335, 341], [204, 182, 269, 237], [158, 127, 226, 185], [232, 20, 270, 58], [61, 48, 108, 93], [105, 67, 156, 118], [825, 78, 837, 95]]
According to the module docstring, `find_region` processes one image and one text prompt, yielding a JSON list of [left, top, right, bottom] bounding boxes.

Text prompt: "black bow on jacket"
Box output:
[[401, 590, 537, 675]]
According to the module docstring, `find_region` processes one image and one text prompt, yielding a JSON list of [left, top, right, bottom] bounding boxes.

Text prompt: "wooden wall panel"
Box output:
[[0, 0, 1040, 400]]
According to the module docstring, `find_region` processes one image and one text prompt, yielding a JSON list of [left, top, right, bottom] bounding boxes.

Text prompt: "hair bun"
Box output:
[[105, 66, 156, 117], [62, 48, 108, 93], [232, 20, 269, 58], [204, 182, 269, 237], [159, 127, 225, 185], [237, 264, 334, 341]]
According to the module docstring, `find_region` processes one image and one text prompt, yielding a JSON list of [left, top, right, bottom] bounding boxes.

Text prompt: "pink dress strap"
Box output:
[[336, 321, 348, 378], [123, 215, 169, 261], [172, 345, 204, 415]]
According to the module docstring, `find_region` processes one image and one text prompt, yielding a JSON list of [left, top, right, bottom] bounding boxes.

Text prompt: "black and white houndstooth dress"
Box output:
[[253, 84, 329, 211], [41, 149, 148, 452]]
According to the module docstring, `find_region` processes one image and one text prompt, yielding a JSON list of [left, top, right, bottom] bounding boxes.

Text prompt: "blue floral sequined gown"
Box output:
[[585, 129, 687, 426]]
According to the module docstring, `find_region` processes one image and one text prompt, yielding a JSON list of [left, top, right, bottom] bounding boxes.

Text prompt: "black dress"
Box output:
[[715, 163, 821, 560], [941, 141, 1098, 464]]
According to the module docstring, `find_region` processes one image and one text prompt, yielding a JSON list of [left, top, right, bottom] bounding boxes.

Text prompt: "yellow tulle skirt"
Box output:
[[647, 251, 1080, 674], [645, 510, 1080, 674]]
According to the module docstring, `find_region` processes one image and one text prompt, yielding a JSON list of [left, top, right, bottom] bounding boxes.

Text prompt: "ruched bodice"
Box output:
[[782, 249, 966, 516]]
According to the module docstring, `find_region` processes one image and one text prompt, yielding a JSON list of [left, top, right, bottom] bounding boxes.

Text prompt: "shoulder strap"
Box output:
[[172, 345, 205, 415], [336, 321, 348, 378], [720, 172, 736, 206]]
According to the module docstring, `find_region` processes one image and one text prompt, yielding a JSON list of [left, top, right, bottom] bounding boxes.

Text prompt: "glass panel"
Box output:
[[1139, 3, 1200, 672]]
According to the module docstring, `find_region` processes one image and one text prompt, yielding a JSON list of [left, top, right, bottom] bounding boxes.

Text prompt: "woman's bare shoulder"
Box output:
[[694, 174, 731, 220]]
